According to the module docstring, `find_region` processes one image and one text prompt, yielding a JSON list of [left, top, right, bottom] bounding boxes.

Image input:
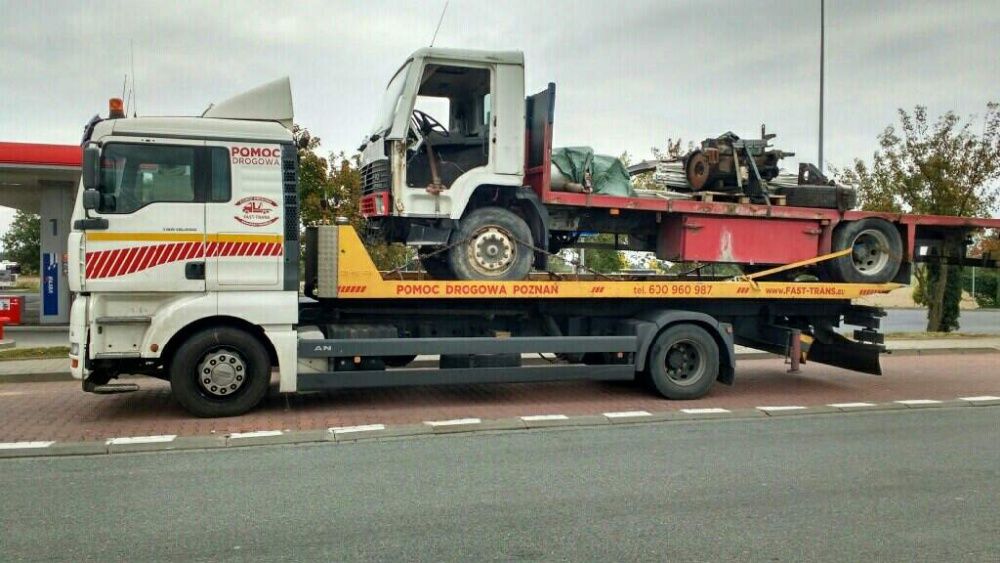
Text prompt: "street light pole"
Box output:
[[818, 0, 825, 173]]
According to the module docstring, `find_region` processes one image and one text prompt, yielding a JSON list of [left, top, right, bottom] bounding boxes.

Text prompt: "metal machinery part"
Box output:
[[683, 131, 792, 192]]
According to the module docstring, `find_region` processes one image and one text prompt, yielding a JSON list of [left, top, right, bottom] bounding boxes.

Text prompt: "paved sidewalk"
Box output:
[[0, 338, 997, 383], [0, 352, 997, 446], [0, 358, 70, 382]]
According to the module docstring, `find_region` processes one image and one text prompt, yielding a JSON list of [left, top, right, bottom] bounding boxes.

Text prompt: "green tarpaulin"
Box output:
[[551, 146, 634, 197]]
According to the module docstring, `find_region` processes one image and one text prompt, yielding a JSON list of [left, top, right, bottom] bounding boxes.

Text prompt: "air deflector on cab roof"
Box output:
[[202, 77, 294, 129]]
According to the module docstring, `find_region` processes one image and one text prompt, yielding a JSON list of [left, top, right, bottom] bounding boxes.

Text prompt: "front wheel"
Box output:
[[448, 207, 534, 281], [646, 324, 719, 400], [170, 327, 271, 417]]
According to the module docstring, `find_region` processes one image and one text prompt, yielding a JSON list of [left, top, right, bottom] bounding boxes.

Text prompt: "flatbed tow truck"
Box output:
[[68, 79, 1000, 417]]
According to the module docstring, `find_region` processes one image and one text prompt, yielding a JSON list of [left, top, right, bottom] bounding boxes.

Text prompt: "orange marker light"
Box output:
[[109, 98, 125, 118]]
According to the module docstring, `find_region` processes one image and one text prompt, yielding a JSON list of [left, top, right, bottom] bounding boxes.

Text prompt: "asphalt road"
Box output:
[[880, 308, 1000, 334], [2, 407, 996, 561]]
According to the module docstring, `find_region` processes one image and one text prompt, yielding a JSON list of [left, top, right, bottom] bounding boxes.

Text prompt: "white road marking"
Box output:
[[106, 435, 177, 445], [757, 406, 807, 412], [228, 430, 283, 439], [828, 402, 876, 408], [681, 407, 730, 414], [520, 414, 569, 421], [604, 411, 652, 418], [330, 424, 386, 434], [0, 391, 26, 397], [894, 399, 942, 405], [0, 441, 55, 450], [959, 396, 1000, 402], [425, 418, 481, 427]]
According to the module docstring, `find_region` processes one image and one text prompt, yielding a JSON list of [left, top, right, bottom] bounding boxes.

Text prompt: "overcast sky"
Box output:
[[2, 0, 998, 228]]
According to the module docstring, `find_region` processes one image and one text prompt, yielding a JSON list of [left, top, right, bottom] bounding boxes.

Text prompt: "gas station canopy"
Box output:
[[0, 142, 81, 324]]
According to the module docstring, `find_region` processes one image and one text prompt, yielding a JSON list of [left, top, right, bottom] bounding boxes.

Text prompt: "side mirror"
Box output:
[[82, 144, 100, 190], [82, 189, 101, 211]]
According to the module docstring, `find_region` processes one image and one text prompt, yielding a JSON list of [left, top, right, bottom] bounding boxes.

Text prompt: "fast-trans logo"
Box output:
[[234, 196, 279, 227], [230, 146, 280, 166]]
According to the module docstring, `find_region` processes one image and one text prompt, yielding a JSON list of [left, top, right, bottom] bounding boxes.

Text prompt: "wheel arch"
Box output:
[[159, 316, 278, 371], [633, 310, 736, 385]]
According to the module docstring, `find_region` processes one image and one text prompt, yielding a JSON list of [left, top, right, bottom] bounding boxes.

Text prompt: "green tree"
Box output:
[[839, 103, 1000, 331], [2, 211, 40, 275], [293, 124, 410, 271], [580, 234, 625, 273], [327, 152, 410, 270]]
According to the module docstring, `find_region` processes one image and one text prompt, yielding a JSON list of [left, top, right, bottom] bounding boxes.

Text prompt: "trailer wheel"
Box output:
[[449, 207, 533, 280], [825, 219, 902, 283], [169, 327, 271, 417], [418, 247, 456, 280], [647, 324, 719, 400]]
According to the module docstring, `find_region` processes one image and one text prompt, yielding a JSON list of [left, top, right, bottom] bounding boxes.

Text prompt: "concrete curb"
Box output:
[[2, 346, 997, 385], [1, 400, 993, 460]]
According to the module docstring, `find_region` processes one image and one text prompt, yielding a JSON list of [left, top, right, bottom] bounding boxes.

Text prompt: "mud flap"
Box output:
[[805, 331, 883, 375]]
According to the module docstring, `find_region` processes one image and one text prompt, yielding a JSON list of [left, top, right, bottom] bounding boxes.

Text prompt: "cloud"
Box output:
[[1, 0, 997, 205]]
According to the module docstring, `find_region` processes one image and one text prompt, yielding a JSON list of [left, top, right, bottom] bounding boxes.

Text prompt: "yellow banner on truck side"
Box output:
[[334, 226, 899, 300]]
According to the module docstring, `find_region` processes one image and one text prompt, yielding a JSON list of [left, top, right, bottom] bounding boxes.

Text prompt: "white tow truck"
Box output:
[[69, 79, 906, 417]]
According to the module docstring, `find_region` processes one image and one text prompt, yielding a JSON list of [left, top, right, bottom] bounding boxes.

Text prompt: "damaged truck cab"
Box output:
[[359, 47, 1000, 286]]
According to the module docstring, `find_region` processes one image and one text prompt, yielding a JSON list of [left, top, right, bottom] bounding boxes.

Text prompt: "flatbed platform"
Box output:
[[315, 225, 899, 301]]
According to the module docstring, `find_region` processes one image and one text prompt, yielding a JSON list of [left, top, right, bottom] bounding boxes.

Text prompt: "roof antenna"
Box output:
[[129, 39, 137, 117], [429, 0, 449, 47]]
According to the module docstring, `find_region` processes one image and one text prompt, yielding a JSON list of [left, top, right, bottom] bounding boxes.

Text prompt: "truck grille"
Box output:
[[361, 159, 390, 195]]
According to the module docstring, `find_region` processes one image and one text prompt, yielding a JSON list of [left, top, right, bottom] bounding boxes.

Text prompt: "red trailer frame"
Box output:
[[524, 84, 1000, 270]]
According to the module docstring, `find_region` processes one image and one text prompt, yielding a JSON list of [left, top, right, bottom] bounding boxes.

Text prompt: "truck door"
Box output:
[[82, 141, 207, 293], [204, 141, 284, 290]]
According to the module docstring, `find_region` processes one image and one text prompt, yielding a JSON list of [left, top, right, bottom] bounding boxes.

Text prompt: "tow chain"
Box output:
[[382, 233, 617, 281]]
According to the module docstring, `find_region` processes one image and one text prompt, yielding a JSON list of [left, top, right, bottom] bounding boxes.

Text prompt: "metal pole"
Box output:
[[971, 266, 976, 297], [818, 0, 825, 173]]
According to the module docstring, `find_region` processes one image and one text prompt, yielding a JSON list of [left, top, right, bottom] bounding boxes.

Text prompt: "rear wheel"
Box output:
[[449, 207, 533, 281], [647, 324, 719, 400], [170, 327, 271, 417], [824, 219, 903, 283]]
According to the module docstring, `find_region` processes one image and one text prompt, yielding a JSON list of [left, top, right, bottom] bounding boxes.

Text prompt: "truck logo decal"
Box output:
[[230, 146, 281, 166], [85, 235, 282, 279], [234, 196, 279, 227]]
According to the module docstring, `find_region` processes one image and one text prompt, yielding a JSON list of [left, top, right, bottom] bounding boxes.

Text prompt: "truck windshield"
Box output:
[[371, 62, 411, 136]]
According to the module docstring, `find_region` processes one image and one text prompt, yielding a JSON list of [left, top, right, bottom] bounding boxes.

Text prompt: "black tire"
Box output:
[[647, 324, 719, 400], [383, 354, 417, 368], [823, 218, 903, 283], [169, 327, 271, 417], [418, 247, 455, 280], [448, 207, 533, 281]]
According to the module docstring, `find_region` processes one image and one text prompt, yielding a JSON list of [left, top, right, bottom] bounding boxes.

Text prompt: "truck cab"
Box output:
[[359, 48, 550, 280], [68, 80, 302, 415]]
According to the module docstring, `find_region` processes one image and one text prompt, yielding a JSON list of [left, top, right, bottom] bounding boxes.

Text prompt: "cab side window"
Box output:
[[98, 144, 196, 213], [98, 144, 232, 212]]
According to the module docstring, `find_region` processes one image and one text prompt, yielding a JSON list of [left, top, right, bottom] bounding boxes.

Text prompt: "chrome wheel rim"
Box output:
[[470, 226, 516, 274], [197, 348, 247, 397]]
